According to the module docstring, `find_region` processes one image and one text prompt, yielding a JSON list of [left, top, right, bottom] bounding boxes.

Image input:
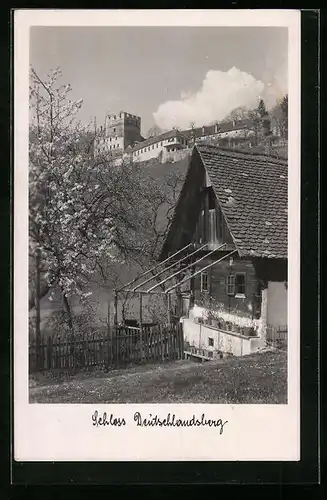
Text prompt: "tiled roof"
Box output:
[[196, 144, 288, 259], [182, 119, 250, 140], [131, 129, 181, 152]]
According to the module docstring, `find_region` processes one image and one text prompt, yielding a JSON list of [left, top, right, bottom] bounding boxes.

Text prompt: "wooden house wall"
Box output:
[[193, 256, 260, 319]]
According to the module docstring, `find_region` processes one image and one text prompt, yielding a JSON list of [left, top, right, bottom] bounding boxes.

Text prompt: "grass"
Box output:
[[29, 349, 287, 404]]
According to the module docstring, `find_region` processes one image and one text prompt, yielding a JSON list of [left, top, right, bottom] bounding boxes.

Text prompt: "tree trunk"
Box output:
[[62, 291, 74, 336], [35, 248, 41, 370], [29, 282, 49, 311]]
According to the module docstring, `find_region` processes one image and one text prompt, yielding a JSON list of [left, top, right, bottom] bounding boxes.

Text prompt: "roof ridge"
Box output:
[[196, 143, 288, 165]]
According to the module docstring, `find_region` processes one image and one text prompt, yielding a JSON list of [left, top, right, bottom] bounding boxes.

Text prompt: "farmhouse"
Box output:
[[158, 144, 288, 358]]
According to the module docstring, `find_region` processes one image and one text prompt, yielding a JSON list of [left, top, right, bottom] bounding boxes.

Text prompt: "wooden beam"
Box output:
[[165, 250, 238, 293], [123, 289, 167, 295], [132, 242, 207, 292], [146, 243, 226, 292], [117, 241, 193, 292]]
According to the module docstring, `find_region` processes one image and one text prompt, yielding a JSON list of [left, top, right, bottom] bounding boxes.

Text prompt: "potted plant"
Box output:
[[248, 327, 256, 337], [243, 326, 251, 336]]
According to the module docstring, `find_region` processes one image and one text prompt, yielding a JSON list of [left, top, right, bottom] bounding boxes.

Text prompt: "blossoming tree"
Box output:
[[29, 67, 117, 341]]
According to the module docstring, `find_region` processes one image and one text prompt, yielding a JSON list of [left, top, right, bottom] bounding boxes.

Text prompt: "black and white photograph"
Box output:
[[14, 9, 300, 462]]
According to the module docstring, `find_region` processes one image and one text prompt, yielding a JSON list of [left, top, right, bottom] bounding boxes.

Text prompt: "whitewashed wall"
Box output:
[[267, 281, 288, 326], [182, 318, 253, 356]]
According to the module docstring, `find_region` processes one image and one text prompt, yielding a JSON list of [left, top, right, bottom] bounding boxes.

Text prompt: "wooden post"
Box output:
[[113, 289, 118, 331], [167, 293, 171, 326], [139, 292, 143, 327], [139, 293, 143, 361], [260, 285, 268, 347], [107, 294, 111, 337], [47, 335, 52, 370]]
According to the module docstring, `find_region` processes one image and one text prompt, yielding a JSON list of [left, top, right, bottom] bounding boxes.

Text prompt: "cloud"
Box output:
[[153, 67, 266, 130]]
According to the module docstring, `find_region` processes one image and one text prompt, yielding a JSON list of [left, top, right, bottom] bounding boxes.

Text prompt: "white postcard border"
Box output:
[[14, 9, 301, 462]]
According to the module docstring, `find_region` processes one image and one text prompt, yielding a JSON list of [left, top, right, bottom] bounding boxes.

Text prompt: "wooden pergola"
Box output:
[[114, 241, 237, 328]]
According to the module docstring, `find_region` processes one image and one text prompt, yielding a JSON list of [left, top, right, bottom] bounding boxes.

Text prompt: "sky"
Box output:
[[30, 26, 288, 135]]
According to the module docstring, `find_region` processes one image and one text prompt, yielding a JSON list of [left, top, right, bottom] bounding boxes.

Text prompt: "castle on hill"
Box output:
[[94, 110, 281, 165]]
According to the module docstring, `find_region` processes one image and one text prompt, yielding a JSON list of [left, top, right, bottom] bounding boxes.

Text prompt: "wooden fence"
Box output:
[[266, 325, 287, 350], [29, 323, 184, 372]]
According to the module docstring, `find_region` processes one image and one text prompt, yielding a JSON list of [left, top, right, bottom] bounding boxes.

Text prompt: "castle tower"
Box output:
[[101, 111, 142, 153]]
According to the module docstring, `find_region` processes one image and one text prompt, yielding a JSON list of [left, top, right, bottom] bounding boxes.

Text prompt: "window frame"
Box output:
[[234, 272, 246, 298], [200, 271, 209, 292], [226, 272, 246, 298], [226, 274, 235, 296]]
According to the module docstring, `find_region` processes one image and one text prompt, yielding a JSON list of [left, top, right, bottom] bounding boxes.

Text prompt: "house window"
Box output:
[[200, 271, 208, 292], [161, 142, 163, 146], [226, 273, 246, 297], [113, 128, 116, 132], [235, 273, 246, 297], [208, 337, 214, 347], [226, 274, 235, 296]]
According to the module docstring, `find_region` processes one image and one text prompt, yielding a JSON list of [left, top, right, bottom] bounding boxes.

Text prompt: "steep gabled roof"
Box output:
[[196, 144, 288, 259], [160, 144, 288, 260]]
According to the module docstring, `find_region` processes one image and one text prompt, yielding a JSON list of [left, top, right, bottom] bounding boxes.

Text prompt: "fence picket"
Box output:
[[29, 323, 185, 372]]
